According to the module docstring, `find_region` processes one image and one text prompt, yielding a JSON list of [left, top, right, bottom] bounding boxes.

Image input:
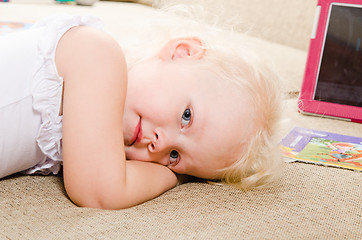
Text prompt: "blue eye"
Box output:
[[181, 108, 192, 128], [169, 150, 179, 164]]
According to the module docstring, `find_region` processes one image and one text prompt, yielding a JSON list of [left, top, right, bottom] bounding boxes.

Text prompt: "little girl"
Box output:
[[0, 9, 282, 209]]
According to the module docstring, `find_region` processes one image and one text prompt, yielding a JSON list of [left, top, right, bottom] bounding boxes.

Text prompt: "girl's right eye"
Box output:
[[169, 150, 179, 165], [181, 108, 192, 128]]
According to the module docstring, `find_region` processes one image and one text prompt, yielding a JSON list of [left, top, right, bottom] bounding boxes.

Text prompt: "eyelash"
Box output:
[[169, 108, 193, 165]]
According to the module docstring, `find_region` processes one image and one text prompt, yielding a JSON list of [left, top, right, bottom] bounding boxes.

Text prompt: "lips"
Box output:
[[130, 118, 142, 146]]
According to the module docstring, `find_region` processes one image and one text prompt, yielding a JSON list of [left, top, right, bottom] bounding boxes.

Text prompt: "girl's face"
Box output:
[[123, 59, 255, 179]]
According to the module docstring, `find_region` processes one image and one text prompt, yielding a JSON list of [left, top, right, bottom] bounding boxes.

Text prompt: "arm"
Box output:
[[56, 26, 177, 209]]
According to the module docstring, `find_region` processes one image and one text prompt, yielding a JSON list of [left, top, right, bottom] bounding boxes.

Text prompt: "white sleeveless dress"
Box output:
[[0, 15, 103, 178]]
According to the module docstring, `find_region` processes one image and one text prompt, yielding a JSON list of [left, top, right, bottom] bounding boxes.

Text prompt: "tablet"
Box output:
[[298, 0, 362, 123]]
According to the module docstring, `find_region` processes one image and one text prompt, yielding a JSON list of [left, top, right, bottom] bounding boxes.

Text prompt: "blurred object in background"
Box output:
[[76, 0, 98, 5], [54, 0, 99, 6]]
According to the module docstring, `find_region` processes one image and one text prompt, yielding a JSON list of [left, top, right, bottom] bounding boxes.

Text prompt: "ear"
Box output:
[[159, 37, 206, 61]]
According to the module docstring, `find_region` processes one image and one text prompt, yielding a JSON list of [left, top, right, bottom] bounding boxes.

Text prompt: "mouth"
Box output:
[[130, 118, 142, 146]]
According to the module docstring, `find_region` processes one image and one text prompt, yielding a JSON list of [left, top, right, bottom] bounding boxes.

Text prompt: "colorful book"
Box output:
[[0, 21, 33, 36], [281, 127, 362, 171]]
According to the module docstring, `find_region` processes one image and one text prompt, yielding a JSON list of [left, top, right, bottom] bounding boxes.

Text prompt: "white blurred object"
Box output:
[[75, 0, 98, 6]]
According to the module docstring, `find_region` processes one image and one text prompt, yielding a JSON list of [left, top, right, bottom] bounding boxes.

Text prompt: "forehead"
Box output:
[[176, 71, 255, 178]]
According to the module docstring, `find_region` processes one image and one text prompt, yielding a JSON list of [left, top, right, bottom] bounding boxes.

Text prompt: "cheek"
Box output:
[[129, 87, 166, 113], [167, 163, 188, 175]]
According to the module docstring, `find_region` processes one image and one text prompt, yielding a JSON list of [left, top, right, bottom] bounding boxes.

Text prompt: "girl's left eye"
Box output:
[[181, 108, 192, 128], [169, 150, 179, 165]]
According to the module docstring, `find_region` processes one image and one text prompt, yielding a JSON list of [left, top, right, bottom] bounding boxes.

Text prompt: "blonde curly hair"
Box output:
[[217, 57, 283, 190], [198, 31, 283, 190]]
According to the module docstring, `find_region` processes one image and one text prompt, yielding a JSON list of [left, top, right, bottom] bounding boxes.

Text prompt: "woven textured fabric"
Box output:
[[0, 162, 361, 239]]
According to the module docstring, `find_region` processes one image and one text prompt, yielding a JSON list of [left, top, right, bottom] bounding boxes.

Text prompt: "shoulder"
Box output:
[[55, 26, 127, 82]]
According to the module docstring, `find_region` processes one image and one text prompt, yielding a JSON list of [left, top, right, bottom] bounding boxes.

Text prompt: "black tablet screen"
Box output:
[[314, 4, 362, 107]]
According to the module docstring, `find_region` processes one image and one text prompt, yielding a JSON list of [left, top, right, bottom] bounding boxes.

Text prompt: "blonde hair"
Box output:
[[121, 3, 283, 190], [196, 31, 283, 190], [218, 57, 283, 190]]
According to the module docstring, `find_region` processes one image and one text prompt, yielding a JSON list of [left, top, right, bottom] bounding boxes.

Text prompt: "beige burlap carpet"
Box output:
[[1, 161, 360, 239]]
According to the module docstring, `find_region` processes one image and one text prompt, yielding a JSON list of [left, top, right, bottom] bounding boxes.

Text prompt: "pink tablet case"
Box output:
[[298, 0, 362, 123]]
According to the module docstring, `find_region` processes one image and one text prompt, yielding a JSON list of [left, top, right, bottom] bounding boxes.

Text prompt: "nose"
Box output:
[[148, 127, 174, 154]]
